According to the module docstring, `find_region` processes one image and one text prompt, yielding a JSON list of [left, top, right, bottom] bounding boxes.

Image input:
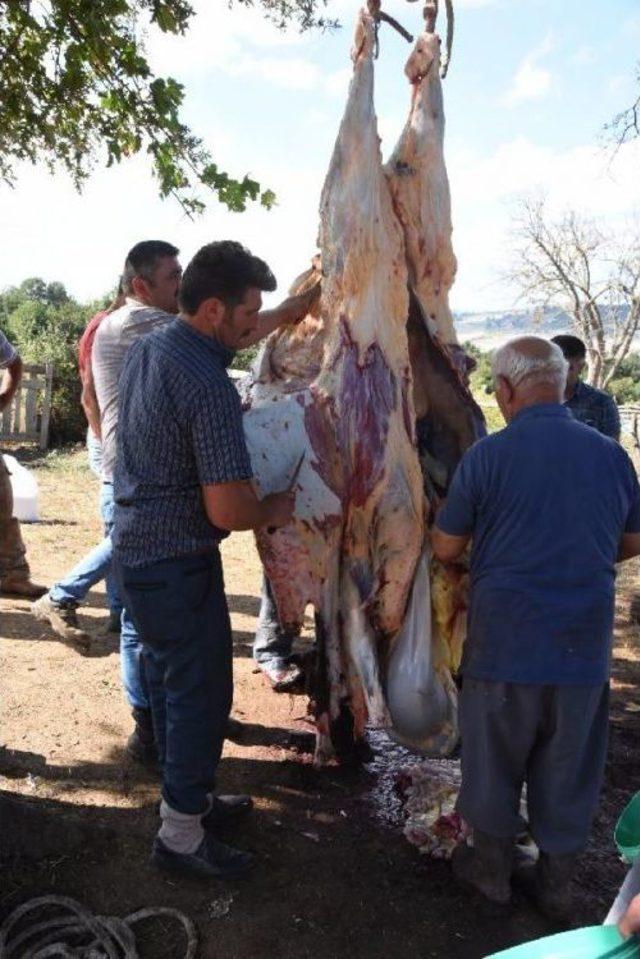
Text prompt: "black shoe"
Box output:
[[202, 795, 254, 831], [225, 717, 246, 742], [151, 834, 254, 880], [126, 707, 158, 769]]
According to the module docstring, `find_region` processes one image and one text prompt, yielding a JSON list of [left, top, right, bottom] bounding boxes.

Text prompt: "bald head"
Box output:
[[492, 336, 568, 422]]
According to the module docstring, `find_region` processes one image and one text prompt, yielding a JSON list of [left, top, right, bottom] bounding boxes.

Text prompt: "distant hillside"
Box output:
[[454, 305, 638, 351]]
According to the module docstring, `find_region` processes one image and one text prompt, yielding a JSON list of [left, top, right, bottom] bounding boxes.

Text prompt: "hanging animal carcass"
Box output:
[[243, 1, 485, 763]]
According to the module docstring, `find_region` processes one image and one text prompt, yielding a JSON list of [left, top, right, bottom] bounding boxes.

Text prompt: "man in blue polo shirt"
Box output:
[[551, 333, 621, 439], [112, 241, 313, 881], [431, 336, 640, 919]]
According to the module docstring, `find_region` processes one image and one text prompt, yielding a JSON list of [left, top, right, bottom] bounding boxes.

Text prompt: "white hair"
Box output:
[[492, 337, 568, 391]]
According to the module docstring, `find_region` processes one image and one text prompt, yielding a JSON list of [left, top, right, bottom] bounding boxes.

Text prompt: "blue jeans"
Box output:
[[51, 482, 146, 709], [50, 481, 122, 617], [253, 574, 297, 666], [115, 550, 232, 814]]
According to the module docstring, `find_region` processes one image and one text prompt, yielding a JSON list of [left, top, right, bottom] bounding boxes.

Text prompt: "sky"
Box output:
[[1, 0, 639, 311]]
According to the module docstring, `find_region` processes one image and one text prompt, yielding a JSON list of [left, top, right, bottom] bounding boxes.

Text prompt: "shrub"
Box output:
[[14, 302, 91, 444], [608, 376, 640, 405], [1, 281, 92, 445]]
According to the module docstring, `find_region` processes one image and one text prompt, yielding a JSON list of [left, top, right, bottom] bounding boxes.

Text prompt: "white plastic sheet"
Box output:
[[386, 546, 459, 756]]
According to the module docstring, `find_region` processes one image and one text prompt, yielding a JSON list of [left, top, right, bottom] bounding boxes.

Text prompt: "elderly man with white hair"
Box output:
[[431, 336, 640, 920]]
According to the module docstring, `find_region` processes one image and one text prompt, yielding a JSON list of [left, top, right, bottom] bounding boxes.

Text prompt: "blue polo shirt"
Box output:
[[436, 403, 640, 685]]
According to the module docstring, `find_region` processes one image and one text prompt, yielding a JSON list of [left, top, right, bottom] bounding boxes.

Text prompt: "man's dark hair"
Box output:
[[122, 240, 179, 294], [179, 241, 277, 314], [551, 334, 586, 360]]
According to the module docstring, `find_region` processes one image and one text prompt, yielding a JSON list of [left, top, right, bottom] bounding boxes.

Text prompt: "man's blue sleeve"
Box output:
[[601, 394, 621, 441], [435, 449, 481, 537]]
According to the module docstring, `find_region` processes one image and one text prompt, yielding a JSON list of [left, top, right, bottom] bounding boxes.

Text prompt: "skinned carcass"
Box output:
[[383, 20, 485, 752], [245, 6, 425, 762], [243, 4, 484, 763]]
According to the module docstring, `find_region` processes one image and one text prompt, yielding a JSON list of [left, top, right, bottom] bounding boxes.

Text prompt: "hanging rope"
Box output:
[[0, 895, 198, 958]]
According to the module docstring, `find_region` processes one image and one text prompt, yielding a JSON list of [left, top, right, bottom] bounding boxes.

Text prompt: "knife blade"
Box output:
[[267, 451, 305, 534]]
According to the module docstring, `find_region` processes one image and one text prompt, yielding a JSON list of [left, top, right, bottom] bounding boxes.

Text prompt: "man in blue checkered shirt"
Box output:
[[113, 241, 318, 881], [552, 334, 621, 439]]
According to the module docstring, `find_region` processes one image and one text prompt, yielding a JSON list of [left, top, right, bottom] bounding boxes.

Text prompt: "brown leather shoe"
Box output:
[[1, 575, 47, 599], [32, 594, 91, 650]]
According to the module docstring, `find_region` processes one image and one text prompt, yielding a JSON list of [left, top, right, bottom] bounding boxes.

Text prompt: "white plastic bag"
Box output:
[[386, 546, 459, 756], [3, 454, 39, 522]]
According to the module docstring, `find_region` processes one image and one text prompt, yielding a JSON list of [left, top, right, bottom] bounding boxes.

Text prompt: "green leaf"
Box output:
[[0, 0, 334, 213]]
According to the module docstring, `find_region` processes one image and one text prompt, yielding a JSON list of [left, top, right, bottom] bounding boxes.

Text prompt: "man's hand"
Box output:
[[261, 490, 296, 529], [430, 525, 470, 563], [619, 893, 640, 938], [280, 279, 321, 326]]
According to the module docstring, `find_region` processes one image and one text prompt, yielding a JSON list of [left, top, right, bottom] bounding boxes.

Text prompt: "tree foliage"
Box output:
[[508, 196, 640, 388], [607, 352, 640, 404], [464, 341, 494, 395], [0, 0, 333, 216]]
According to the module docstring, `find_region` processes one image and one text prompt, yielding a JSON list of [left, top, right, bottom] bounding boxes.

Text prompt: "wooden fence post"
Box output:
[[0, 363, 54, 449]]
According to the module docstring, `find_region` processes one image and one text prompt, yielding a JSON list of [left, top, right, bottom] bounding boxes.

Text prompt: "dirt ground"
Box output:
[[1, 446, 639, 958]]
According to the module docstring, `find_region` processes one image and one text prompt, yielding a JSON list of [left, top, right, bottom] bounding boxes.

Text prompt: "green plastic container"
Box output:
[[486, 926, 638, 959], [616, 792, 640, 864]]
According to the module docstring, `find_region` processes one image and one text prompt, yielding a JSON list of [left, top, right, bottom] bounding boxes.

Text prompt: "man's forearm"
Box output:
[[202, 480, 294, 532], [617, 532, 640, 562], [0, 356, 23, 411], [241, 309, 286, 349], [205, 484, 268, 531], [241, 282, 321, 349], [81, 376, 102, 438]]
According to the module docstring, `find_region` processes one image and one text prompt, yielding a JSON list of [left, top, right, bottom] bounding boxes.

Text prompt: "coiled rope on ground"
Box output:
[[0, 895, 198, 958]]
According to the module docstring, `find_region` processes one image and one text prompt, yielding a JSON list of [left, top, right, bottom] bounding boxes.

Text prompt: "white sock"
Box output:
[[158, 800, 205, 855]]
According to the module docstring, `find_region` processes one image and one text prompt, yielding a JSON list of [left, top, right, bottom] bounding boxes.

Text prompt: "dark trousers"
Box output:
[[457, 678, 609, 855], [115, 550, 232, 815]]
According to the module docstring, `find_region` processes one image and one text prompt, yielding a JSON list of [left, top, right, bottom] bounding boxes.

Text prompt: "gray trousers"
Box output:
[[253, 574, 298, 666], [457, 678, 609, 855]]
